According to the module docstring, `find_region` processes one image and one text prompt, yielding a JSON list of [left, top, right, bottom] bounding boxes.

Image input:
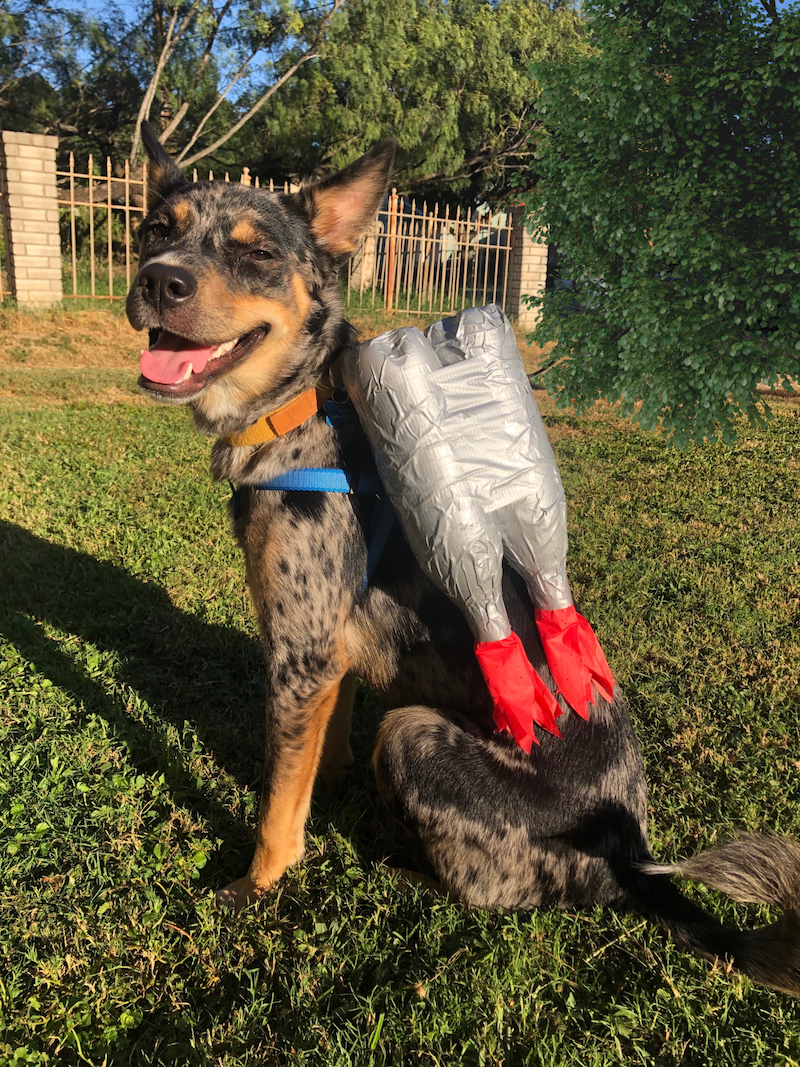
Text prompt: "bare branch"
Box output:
[[159, 99, 190, 142], [179, 51, 317, 167], [415, 117, 536, 188], [757, 0, 781, 23], [130, 0, 201, 163], [187, 0, 235, 92], [178, 0, 346, 168], [154, 0, 236, 147], [175, 49, 258, 162]]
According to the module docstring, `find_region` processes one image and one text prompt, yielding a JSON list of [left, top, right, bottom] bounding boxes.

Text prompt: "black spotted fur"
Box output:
[[128, 121, 800, 996]]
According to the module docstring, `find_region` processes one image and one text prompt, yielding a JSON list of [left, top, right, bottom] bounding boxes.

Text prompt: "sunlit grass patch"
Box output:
[[0, 362, 799, 1064]]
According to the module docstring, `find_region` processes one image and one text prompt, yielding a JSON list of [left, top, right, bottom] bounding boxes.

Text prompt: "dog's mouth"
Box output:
[[139, 326, 269, 399]]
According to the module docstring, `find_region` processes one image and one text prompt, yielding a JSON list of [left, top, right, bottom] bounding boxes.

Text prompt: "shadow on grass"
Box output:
[[0, 519, 417, 887], [4, 525, 798, 1063], [0, 519, 263, 860]]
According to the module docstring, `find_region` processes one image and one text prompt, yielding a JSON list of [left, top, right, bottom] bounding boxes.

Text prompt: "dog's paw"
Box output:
[[214, 876, 265, 913]]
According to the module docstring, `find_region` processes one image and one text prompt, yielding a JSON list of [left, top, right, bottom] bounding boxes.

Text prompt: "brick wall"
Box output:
[[506, 206, 548, 330], [0, 131, 63, 305]]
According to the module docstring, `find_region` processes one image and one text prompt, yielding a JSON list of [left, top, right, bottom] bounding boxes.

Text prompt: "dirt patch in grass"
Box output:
[[757, 378, 800, 398], [5, 306, 792, 419], [0, 305, 554, 377], [0, 306, 143, 370]]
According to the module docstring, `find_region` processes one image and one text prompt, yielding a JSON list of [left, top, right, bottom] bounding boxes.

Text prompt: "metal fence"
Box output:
[[56, 155, 149, 301], [54, 156, 514, 313], [344, 189, 514, 316]]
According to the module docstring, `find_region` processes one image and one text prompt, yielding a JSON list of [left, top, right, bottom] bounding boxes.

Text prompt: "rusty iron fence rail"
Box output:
[[345, 188, 514, 316], [53, 157, 514, 314], [56, 155, 149, 301]]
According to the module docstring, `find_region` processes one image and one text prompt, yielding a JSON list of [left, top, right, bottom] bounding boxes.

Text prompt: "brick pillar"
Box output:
[[350, 231, 378, 291], [506, 207, 547, 330], [0, 131, 62, 305]]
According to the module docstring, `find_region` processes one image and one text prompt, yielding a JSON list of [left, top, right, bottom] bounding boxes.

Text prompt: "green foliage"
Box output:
[[1, 0, 588, 199], [257, 0, 587, 198], [1, 0, 337, 165], [0, 2, 76, 133], [53, 1, 272, 163], [1, 374, 800, 1062], [521, 0, 800, 446]]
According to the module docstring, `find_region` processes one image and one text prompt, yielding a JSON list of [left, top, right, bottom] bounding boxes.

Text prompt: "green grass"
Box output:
[[1, 374, 800, 1065], [341, 285, 507, 319], [0, 367, 139, 403]]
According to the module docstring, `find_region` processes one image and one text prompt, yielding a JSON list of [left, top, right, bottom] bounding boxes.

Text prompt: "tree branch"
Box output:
[[757, 0, 781, 24], [174, 49, 258, 162], [159, 99, 191, 142], [179, 51, 318, 167], [159, 0, 236, 145], [178, 0, 346, 168], [130, 0, 201, 163]]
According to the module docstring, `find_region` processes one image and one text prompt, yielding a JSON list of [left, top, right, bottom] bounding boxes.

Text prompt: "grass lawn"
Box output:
[[1, 305, 799, 1065]]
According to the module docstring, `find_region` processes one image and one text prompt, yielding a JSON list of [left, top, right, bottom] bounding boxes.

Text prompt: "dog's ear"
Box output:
[[301, 141, 396, 261], [141, 121, 187, 211]]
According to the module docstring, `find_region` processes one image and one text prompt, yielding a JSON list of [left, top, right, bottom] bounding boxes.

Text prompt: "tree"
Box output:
[[0, 1, 76, 134], [126, 0, 346, 167], [521, 0, 800, 445], [2, 0, 587, 202], [253, 0, 587, 198], [18, 0, 345, 167]]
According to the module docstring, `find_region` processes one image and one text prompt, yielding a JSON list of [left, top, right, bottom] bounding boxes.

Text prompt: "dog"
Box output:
[[127, 121, 800, 995]]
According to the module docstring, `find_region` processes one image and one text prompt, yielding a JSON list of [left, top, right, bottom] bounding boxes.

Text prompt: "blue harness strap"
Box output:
[[256, 467, 383, 496], [230, 467, 395, 589]]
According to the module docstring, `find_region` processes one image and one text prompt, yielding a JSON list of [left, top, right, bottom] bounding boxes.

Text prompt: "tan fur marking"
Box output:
[[318, 673, 356, 788], [171, 199, 193, 226], [345, 609, 399, 692], [248, 672, 351, 889], [291, 271, 313, 322], [231, 218, 260, 245], [192, 271, 313, 423]]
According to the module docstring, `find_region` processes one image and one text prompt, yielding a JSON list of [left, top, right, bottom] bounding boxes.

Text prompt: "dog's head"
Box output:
[[128, 123, 394, 429]]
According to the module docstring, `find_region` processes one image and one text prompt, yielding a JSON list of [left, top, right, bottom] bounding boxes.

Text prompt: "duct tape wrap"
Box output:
[[342, 304, 573, 644]]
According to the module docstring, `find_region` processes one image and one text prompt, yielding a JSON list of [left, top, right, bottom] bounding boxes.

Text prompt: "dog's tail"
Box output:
[[628, 833, 800, 995]]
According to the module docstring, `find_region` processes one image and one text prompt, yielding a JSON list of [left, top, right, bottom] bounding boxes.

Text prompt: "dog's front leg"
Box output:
[[215, 491, 362, 911], [216, 660, 353, 911]]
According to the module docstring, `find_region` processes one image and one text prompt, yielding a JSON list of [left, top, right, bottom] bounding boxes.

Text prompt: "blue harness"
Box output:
[[229, 398, 396, 590]]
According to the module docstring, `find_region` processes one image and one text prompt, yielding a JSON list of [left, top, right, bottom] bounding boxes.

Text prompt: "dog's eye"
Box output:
[[150, 222, 169, 239], [247, 249, 273, 261]]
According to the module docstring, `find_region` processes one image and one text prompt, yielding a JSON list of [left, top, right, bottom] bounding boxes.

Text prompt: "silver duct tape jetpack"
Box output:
[[343, 304, 615, 753]]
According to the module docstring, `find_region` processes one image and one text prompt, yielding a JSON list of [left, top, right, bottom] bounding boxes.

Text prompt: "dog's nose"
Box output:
[[137, 263, 197, 312]]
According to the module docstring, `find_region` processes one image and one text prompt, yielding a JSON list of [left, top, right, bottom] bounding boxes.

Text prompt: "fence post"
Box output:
[[385, 188, 398, 313], [506, 206, 547, 330], [0, 131, 62, 305]]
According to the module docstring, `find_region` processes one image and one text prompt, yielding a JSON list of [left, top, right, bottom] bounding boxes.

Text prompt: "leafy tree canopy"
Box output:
[[522, 0, 800, 445], [1, 0, 587, 200], [253, 0, 587, 198], [2, 0, 346, 168], [0, 2, 78, 134]]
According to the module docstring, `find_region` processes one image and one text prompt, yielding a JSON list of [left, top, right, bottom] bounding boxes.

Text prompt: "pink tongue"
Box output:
[[140, 331, 216, 385]]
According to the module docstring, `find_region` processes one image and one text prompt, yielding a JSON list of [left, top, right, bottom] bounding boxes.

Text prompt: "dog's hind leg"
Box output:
[[373, 704, 544, 909], [373, 704, 639, 912]]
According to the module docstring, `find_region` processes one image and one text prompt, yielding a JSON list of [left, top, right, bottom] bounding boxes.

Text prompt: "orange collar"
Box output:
[[225, 383, 333, 447]]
